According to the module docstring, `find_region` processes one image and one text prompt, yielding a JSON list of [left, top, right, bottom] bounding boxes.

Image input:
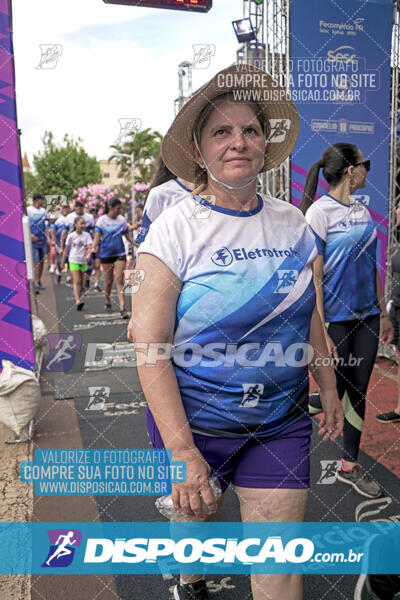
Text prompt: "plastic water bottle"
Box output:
[[155, 477, 222, 520]]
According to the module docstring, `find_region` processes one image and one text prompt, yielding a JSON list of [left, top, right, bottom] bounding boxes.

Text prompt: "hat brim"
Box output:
[[161, 63, 299, 184]]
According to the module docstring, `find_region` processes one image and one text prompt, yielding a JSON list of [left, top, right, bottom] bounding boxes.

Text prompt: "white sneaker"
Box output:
[[49, 264, 56, 273]]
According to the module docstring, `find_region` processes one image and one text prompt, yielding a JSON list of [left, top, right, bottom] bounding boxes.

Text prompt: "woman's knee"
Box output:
[[235, 487, 308, 522]]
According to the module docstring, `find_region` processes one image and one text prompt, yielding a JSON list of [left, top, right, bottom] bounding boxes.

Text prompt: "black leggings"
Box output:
[[327, 314, 380, 462]]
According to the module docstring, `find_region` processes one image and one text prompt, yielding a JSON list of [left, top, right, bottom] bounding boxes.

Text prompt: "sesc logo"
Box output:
[[42, 529, 82, 567], [211, 247, 233, 267], [327, 46, 357, 65]]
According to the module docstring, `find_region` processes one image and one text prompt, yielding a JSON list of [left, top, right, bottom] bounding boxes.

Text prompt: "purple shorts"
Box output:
[[146, 407, 312, 492]]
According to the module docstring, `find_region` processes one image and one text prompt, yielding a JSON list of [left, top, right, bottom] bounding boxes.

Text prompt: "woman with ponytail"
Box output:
[[301, 143, 393, 499], [92, 199, 135, 318]]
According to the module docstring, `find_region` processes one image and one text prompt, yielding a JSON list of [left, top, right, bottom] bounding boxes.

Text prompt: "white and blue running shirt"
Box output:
[[305, 194, 379, 323], [27, 206, 48, 246], [136, 178, 192, 244], [137, 194, 317, 438], [95, 214, 129, 258], [66, 211, 95, 235], [50, 215, 67, 246]]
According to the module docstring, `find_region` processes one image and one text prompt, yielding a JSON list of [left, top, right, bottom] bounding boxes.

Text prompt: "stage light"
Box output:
[[232, 18, 256, 44], [103, 0, 212, 12]]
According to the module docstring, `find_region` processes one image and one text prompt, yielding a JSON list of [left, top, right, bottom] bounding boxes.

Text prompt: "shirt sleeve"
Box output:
[[135, 210, 152, 244], [305, 205, 328, 255], [136, 213, 182, 279], [65, 233, 72, 247], [94, 217, 103, 233]]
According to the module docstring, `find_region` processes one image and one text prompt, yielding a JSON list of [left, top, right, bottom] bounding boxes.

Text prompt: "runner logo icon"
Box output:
[[42, 529, 82, 567], [267, 119, 291, 143], [274, 270, 298, 294], [317, 460, 341, 485], [211, 247, 233, 267], [240, 383, 264, 408]]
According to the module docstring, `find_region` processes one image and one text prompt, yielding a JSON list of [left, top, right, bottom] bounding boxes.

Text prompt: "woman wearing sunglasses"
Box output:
[[300, 143, 393, 499]]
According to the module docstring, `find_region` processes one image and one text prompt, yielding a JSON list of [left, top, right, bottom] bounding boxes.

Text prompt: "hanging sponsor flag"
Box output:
[[0, 0, 34, 370], [290, 0, 393, 284]]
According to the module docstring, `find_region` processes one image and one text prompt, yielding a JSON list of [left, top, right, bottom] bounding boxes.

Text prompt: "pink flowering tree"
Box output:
[[72, 182, 148, 216]]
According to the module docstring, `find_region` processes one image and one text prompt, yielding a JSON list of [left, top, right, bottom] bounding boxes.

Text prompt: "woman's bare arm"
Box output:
[[131, 253, 217, 517]]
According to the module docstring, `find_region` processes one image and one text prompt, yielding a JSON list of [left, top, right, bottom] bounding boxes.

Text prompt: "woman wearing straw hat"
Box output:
[[130, 64, 343, 600]]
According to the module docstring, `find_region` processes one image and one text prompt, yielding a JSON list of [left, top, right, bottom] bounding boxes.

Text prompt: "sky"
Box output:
[[12, 0, 245, 164]]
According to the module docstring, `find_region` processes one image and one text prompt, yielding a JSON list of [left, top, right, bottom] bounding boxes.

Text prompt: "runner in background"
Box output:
[[47, 213, 58, 273], [60, 199, 95, 286], [92, 198, 135, 319], [50, 201, 69, 284], [27, 192, 50, 293], [135, 154, 193, 244], [61, 216, 92, 310], [88, 207, 102, 292], [301, 142, 393, 499]]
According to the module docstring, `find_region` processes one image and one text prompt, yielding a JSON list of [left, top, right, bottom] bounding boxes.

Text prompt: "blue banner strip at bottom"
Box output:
[[1, 522, 399, 575]]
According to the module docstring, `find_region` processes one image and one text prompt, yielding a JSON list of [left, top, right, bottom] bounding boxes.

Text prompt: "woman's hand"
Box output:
[[318, 388, 344, 442], [171, 448, 217, 519], [325, 334, 339, 362], [127, 317, 134, 342], [380, 316, 394, 345]]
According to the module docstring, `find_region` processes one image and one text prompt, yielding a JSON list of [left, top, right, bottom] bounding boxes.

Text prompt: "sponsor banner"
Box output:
[[290, 0, 393, 283], [0, 522, 398, 574], [0, 0, 34, 370], [20, 449, 186, 496]]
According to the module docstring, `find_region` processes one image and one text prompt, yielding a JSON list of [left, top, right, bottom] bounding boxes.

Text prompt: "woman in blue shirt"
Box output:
[[301, 142, 393, 499], [92, 199, 135, 318]]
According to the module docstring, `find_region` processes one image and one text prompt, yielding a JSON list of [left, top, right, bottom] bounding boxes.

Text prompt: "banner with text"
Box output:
[[290, 0, 393, 283]]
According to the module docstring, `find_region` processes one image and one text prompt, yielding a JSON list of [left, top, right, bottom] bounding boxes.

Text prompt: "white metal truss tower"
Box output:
[[174, 61, 193, 115], [237, 0, 291, 201], [380, 0, 400, 360]]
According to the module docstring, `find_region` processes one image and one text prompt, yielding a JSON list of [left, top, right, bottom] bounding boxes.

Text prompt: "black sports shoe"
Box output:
[[376, 410, 400, 423], [120, 308, 129, 319], [174, 580, 208, 600], [105, 304, 112, 314], [94, 284, 102, 292]]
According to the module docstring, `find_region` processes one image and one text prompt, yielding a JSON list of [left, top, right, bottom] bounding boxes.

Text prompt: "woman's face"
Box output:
[[76, 218, 85, 233], [109, 204, 121, 218], [194, 102, 265, 188], [349, 149, 368, 192]]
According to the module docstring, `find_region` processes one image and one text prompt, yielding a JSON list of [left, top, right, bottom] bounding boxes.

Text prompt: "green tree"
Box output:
[[33, 131, 102, 201], [22, 169, 39, 198], [109, 128, 163, 185]]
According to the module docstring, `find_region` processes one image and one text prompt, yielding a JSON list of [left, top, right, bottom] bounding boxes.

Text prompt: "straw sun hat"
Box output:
[[161, 63, 300, 183]]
